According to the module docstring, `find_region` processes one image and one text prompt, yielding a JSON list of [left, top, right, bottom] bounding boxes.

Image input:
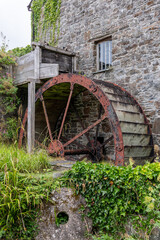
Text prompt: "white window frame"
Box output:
[[96, 37, 112, 71]]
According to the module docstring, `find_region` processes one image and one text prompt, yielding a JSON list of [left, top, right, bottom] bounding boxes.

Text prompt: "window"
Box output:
[[97, 37, 112, 71]]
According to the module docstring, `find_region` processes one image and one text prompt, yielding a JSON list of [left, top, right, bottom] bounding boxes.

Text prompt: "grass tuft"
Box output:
[[0, 143, 52, 173]]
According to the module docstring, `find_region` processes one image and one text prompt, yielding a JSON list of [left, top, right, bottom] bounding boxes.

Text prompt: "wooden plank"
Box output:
[[14, 70, 34, 85], [14, 51, 35, 85], [42, 49, 72, 72], [14, 78, 41, 86], [27, 80, 35, 153], [124, 146, 152, 158], [116, 111, 144, 123], [16, 51, 34, 65], [15, 61, 34, 74], [39, 63, 59, 79], [120, 122, 148, 134], [32, 41, 76, 56], [105, 92, 132, 103], [72, 55, 77, 72], [123, 134, 150, 146], [112, 101, 139, 113], [34, 46, 41, 80]]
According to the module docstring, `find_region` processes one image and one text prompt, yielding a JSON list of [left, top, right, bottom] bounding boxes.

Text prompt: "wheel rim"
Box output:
[[18, 74, 124, 166]]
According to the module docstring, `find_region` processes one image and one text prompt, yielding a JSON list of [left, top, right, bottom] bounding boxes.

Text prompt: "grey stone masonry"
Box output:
[[43, 0, 160, 144]]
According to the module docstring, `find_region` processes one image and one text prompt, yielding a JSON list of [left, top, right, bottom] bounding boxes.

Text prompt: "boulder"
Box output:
[[149, 226, 160, 240], [36, 187, 92, 240]]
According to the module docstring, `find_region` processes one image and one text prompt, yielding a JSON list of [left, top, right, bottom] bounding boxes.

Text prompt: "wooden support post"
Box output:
[[34, 45, 41, 80], [27, 46, 40, 153], [27, 80, 35, 153]]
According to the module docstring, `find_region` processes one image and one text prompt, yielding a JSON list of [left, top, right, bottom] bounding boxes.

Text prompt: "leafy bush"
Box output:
[[0, 74, 19, 142], [11, 45, 32, 57], [0, 35, 20, 143], [62, 162, 160, 237]]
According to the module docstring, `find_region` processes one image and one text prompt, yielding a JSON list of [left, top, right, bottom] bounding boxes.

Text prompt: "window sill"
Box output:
[[93, 67, 113, 74]]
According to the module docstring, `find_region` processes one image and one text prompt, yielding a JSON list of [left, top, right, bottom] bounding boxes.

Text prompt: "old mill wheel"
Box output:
[[18, 74, 154, 166], [19, 74, 124, 166]]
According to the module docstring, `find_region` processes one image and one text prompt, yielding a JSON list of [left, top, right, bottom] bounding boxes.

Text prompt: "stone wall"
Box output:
[[51, 0, 159, 144]]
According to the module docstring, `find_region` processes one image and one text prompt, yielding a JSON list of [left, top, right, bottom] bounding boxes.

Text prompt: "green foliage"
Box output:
[[0, 144, 57, 239], [0, 52, 16, 65], [62, 162, 160, 238], [0, 34, 21, 143], [0, 74, 19, 142], [0, 118, 18, 142], [0, 168, 56, 239], [0, 74, 19, 112], [0, 146, 160, 239], [92, 234, 114, 240], [11, 45, 32, 57], [0, 33, 15, 66], [0, 144, 52, 173], [55, 212, 69, 226], [31, 0, 61, 45]]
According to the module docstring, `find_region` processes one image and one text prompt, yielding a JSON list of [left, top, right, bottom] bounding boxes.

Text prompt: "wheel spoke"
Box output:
[[58, 83, 74, 140], [64, 149, 90, 155], [63, 113, 107, 148], [95, 104, 102, 146], [40, 95, 53, 142], [61, 136, 88, 150]]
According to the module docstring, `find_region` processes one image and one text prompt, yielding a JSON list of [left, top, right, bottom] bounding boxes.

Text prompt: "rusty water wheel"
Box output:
[[18, 74, 125, 166]]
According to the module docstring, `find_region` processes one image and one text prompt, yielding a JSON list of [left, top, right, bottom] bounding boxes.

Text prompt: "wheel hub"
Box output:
[[48, 140, 64, 157]]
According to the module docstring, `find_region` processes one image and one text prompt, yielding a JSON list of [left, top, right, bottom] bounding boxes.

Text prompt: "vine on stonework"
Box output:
[[62, 161, 160, 239], [31, 0, 61, 46]]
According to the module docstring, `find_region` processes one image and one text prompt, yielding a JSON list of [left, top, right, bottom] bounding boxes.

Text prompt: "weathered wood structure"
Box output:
[[14, 42, 76, 153], [14, 43, 154, 165]]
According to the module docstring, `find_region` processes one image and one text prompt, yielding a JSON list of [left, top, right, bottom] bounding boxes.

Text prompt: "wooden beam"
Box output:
[[27, 80, 35, 153], [40, 63, 59, 79], [32, 41, 76, 56], [14, 78, 41, 86], [34, 45, 41, 80]]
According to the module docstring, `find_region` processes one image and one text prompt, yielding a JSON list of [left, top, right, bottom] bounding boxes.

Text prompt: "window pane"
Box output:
[[99, 43, 101, 70], [109, 41, 112, 66], [102, 42, 105, 70], [97, 39, 112, 70], [106, 41, 109, 68]]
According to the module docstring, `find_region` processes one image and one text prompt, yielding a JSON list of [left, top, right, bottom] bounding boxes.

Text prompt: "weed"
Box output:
[[0, 143, 52, 173]]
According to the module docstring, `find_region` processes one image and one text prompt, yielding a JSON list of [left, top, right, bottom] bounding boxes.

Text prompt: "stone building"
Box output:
[[30, 0, 160, 144]]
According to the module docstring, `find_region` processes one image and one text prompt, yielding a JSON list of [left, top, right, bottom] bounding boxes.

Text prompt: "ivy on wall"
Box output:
[[31, 0, 61, 46]]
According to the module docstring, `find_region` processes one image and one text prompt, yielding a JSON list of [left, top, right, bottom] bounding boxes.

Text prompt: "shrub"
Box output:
[[62, 161, 160, 237]]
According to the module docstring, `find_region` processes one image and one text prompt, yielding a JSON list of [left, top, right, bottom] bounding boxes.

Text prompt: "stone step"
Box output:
[[49, 159, 76, 168]]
